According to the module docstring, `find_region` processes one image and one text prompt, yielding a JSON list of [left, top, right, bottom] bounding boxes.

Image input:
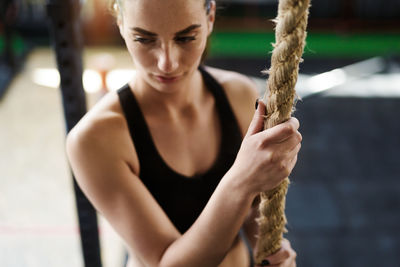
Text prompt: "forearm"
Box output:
[[154, 102, 301, 266], [243, 196, 260, 250], [159, 170, 256, 267]]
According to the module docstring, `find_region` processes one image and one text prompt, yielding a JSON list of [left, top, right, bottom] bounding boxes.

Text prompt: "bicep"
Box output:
[[66, 133, 180, 266]]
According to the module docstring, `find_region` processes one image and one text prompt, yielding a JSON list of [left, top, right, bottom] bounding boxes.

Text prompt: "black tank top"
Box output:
[[117, 66, 243, 233]]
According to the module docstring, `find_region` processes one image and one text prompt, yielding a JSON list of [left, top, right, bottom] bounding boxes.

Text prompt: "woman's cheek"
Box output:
[[184, 41, 207, 64], [127, 44, 154, 68]]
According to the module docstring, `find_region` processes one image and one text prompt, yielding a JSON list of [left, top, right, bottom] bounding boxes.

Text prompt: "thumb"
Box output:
[[245, 99, 266, 138]]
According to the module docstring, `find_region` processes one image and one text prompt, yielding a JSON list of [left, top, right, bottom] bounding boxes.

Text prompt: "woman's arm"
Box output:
[[66, 91, 301, 267], [67, 120, 254, 266], [243, 196, 261, 249], [213, 70, 299, 266]]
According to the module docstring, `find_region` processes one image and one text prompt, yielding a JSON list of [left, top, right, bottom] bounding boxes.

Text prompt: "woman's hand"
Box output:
[[256, 239, 297, 267], [229, 100, 302, 195]]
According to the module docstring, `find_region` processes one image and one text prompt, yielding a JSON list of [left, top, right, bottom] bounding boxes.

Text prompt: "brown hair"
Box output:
[[109, 0, 213, 19]]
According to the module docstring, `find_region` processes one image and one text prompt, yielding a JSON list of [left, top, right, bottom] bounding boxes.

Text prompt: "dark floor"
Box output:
[[206, 57, 400, 266], [287, 97, 400, 267]]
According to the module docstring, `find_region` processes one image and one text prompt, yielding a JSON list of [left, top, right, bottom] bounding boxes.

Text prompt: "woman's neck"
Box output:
[[131, 68, 207, 119]]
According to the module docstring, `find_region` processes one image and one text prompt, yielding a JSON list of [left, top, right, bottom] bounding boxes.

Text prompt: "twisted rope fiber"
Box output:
[[255, 0, 310, 263]]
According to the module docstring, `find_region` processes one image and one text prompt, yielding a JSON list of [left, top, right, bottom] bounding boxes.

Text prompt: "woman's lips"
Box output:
[[154, 74, 181, 83]]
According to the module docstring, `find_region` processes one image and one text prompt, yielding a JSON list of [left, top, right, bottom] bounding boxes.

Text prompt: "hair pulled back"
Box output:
[[109, 0, 213, 19]]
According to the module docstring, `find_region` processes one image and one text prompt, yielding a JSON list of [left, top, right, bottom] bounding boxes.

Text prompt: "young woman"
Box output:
[[66, 0, 301, 266]]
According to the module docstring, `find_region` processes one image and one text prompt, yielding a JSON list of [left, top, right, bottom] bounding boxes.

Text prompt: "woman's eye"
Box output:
[[175, 36, 196, 43], [134, 37, 155, 44]]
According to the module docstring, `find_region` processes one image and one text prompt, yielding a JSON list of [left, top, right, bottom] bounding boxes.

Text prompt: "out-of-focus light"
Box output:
[[106, 69, 136, 91], [83, 69, 102, 93], [307, 69, 347, 94], [32, 68, 104, 93], [32, 68, 60, 88]]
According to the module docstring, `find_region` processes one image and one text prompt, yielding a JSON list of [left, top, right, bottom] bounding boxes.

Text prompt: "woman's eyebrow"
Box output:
[[175, 24, 201, 35], [131, 24, 201, 37], [131, 27, 157, 37]]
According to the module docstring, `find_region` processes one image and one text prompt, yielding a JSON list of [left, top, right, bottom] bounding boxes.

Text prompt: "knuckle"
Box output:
[[292, 155, 298, 165], [254, 138, 264, 150], [278, 162, 290, 177], [269, 151, 280, 164], [260, 134, 271, 147], [296, 131, 302, 142], [283, 124, 295, 134], [283, 167, 290, 177], [296, 146, 301, 156], [297, 142, 302, 150], [291, 117, 300, 128], [282, 249, 291, 259], [278, 162, 285, 170]]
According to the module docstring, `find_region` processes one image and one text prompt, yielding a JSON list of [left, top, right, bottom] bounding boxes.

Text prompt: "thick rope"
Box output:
[[255, 0, 310, 263]]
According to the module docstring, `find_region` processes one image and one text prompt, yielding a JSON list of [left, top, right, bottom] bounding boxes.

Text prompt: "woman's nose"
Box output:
[[157, 44, 179, 74]]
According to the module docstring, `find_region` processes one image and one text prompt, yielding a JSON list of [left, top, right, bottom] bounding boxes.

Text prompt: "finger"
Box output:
[[281, 131, 302, 152], [245, 99, 267, 138], [261, 240, 292, 265], [281, 239, 297, 267], [255, 262, 275, 267], [288, 128, 302, 146], [254, 262, 280, 267], [281, 238, 293, 250], [289, 254, 297, 267], [260, 118, 300, 144], [283, 243, 297, 267], [287, 153, 298, 174], [287, 141, 301, 160], [263, 249, 291, 265], [257, 258, 295, 267]]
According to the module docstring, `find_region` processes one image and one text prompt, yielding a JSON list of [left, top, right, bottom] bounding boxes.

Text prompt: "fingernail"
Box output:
[[255, 98, 259, 110], [261, 259, 270, 266]]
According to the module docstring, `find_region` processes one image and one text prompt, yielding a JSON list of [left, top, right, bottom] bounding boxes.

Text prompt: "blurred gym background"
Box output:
[[1, 0, 399, 266]]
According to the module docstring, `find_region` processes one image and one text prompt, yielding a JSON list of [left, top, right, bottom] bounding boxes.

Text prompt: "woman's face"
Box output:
[[118, 0, 215, 91]]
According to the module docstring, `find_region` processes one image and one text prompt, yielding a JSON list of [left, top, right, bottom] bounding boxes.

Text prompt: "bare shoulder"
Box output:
[[65, 91, 180, 263], [67, 91, 123, 148], [66, 91, 138, 174], [205, 66, 259, 98], [204, 66, 260, 135]]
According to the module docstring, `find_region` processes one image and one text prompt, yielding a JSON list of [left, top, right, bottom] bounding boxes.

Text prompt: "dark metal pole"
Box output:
[[0, 0, 16, 71], [0, 0, 16, 99], [46, 1, 102, 266]]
